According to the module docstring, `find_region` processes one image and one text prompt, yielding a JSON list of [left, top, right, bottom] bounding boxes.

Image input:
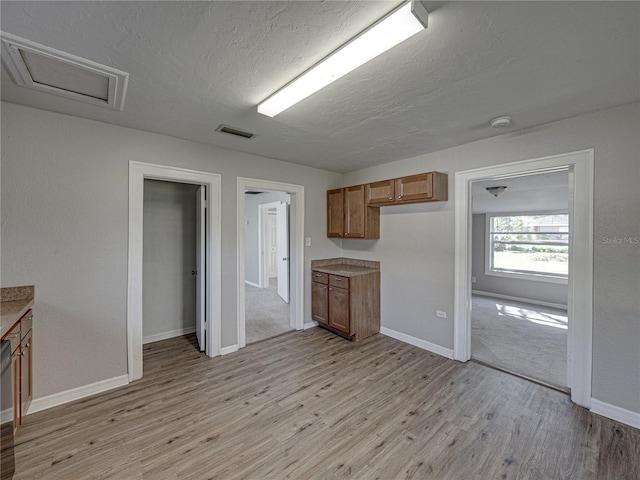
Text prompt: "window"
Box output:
[[487, 213, 569, 282]]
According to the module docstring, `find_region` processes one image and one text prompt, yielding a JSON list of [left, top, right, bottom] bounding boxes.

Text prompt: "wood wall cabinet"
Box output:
[[365, 172, 448, 206], [2, 309, 33, 433], [327, 185, 379, 239], [311, 268, 380, 341]]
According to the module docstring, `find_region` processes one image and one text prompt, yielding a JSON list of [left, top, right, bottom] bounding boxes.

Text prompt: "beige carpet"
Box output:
[[471, 295, 568, 389], [245, 279, 292, 343]]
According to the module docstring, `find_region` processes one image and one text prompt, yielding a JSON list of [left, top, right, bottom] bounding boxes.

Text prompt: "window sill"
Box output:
[[484, 269, 568, 285]]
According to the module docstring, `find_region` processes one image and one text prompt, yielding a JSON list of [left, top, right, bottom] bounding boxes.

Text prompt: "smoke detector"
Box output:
[[490, 116, 512, 128]]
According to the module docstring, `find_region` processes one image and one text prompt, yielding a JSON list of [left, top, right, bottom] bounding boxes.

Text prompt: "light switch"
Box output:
[[305, 237, 312, 247]]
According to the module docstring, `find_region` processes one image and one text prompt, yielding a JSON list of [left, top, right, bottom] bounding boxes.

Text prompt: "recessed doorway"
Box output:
[[236, 178, 305, 351], [469, 170, 570, 390], [454, 149, 594, 408]]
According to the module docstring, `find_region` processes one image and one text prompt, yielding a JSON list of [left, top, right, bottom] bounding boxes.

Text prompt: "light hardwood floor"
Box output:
[[15, 329, 640, 479]]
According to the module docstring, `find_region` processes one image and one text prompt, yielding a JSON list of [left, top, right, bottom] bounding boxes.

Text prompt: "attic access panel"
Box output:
[[1, 32, 128, 110]]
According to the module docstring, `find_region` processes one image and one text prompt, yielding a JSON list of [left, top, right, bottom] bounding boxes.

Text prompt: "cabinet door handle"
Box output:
[[334, 278, 342, 281], [398, 195, 402, 199], [329, 287, 333, 291], [389, 196, 392, 200], [315, 273, 322, 277]]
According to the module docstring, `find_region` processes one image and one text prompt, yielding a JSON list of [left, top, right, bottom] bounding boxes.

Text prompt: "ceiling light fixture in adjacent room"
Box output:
[[257, 0, 429, 117], [486, 186, 508, 197]]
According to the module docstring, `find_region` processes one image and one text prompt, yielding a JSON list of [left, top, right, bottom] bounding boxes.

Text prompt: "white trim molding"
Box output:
[[143, 327, 196, 345], [304, 321, 319, 330], [27, 375, 129, 415], [237, 178, 305, 350], [220, 345, 239, 356], [244, 280, 261, 289], [472, 290, 567, 311], [591, 399, 640, 429], [454, 149, 594, 408], [380, 327, 454, 359], [128, 161, 222, 382]]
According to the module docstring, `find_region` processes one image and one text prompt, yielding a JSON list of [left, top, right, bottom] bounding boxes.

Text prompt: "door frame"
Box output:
[[127, 161, 221, 381], [258, 201, 283, 289], [237, 178, 304, 348], [453, 149, 594, 407]]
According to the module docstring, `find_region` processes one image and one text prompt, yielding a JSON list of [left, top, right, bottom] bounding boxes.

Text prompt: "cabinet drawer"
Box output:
[[4, 322, 21, 353], [312, 271, 328, 284], [329, 275, 349, 289], [20, 309, 33, 340]]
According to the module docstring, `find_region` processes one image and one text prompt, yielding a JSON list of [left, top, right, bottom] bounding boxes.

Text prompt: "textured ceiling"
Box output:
[[1, 1, 638, 173]]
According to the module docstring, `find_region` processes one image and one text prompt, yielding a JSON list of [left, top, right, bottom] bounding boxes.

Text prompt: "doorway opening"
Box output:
[[454, 149, 594, 408], [142, 180, 201, 347], [237, 178, 305, 350], [244, 194, 293, 343], [127, 162, 221, 382], [469, 170, 570, 391]]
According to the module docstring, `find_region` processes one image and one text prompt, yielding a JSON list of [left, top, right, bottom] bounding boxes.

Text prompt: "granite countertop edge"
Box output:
[[311, 258, 380, 277], [1, 298, 34, 338], [1, 285, 35, 338]]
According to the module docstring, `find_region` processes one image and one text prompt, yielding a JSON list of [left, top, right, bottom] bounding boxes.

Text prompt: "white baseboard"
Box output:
[[28, 374, 129, 415], [472, 290, 567, 310], [303, 321, 319, 330], [591, 399, 640, 429], [143, 326, 195, 344], [380, 327, 454, 360], [244, 280, 260, 288], [220, 344, 238, 355]]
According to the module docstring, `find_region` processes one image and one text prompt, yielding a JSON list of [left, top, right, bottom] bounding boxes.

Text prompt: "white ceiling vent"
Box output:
[[1, 32, 129, 110]]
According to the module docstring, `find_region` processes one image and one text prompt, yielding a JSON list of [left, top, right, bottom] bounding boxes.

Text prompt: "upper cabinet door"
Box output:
[[366, 179, 394, 205], [395, 173, 433, 203], [344, 185, 366, 238], [327, 188, 344, 238]]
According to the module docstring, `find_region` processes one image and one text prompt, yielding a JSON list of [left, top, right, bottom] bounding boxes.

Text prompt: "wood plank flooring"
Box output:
[[14, 329, 640, 479]]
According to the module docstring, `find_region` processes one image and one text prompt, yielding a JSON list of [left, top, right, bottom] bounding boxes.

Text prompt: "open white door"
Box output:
[[276, 202, 289, 303], [195, 186, 206, 351]]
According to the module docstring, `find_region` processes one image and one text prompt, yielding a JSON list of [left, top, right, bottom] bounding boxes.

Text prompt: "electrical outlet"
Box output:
[[471, 276, 476, 283], [436, 310, 447, 319]]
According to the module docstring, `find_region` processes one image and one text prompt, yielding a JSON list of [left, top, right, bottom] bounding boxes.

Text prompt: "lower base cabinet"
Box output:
[[2, 309, 33, 433], [311, 269, 380, 341]]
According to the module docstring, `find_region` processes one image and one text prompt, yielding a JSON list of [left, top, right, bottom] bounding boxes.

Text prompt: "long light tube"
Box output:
[[257, 0, 428, 117]]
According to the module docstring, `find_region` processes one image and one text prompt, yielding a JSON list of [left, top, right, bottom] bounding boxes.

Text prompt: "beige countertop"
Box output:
[[1, 286, 34, 338], [311, 257, 380, 277]]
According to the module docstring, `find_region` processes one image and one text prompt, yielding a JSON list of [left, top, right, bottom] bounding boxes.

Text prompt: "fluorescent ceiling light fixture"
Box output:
[[257, 0, 428, 117]]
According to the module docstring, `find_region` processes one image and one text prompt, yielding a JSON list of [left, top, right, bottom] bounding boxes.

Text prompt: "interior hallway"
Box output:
[[245, 278, 292, 343]]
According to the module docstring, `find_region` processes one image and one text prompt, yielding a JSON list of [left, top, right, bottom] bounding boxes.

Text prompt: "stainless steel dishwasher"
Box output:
[[0, 340, 15, 479]]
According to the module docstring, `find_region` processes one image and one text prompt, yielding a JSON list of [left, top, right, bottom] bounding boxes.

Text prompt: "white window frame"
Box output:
[[485, 211, 569, 285]]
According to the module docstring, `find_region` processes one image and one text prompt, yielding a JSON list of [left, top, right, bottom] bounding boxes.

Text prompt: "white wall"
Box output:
[[0, 101, 342, 399], [471, 213, 568, 306], [244, 191, 290, 286], [1, 100, 638, 416], [340, 102, 640, 414], [143, 179, 199, 340]]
